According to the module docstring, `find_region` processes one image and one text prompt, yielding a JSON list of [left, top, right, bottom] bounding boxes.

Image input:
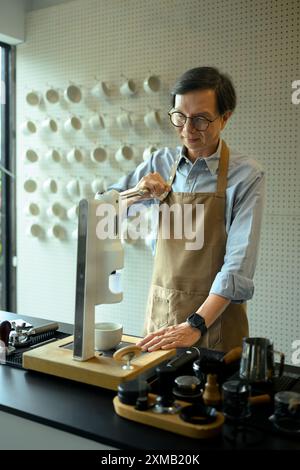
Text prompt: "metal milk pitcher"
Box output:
[[239, 337, 285, 383]]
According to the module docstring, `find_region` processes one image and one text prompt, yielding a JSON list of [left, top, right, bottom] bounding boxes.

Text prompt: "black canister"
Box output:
[[118, 379, 149, 406], [222, 380, 251, 421]]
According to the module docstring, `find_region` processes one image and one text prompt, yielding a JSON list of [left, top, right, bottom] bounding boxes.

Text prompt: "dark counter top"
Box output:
[[0, 311, 299, 451]]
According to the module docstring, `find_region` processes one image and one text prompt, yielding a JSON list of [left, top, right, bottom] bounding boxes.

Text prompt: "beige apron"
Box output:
[[145, 140, 248, 352]]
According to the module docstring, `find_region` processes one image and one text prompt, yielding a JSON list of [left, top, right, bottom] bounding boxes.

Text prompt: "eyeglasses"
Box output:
[[168, 111, 219, 131]]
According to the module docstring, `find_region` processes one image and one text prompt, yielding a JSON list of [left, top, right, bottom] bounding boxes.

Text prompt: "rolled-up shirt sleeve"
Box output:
[[209, 167, 265, 303]]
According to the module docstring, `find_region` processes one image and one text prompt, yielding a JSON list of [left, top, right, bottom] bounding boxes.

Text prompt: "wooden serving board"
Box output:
[[113, 394, 225, 439], [23, 335, 175, 391]]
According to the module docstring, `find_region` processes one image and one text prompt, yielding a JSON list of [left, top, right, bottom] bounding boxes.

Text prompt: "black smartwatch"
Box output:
[[186, 313, 208, 336]]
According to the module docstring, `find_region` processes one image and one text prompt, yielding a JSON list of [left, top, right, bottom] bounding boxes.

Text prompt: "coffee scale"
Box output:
[[23, 191, 175, 390]]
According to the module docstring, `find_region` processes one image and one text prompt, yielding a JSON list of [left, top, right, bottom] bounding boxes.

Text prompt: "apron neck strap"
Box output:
[[216, 140, 229, 193]]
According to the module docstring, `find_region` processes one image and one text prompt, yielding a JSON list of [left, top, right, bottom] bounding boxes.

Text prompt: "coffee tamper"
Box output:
[[153, 365, 181, 414], [113, 345, 142, 370]]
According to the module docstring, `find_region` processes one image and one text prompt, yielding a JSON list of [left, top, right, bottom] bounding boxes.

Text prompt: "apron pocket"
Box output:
[[169, 287, 222, 348], [147, 284, 170, 331]]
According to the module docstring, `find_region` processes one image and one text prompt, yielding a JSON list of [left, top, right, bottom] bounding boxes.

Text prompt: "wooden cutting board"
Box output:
[[23, 335, 175, 390]]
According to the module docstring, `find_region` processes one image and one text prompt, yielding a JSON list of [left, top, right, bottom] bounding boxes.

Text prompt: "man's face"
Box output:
[[173, 89, 231, 159]]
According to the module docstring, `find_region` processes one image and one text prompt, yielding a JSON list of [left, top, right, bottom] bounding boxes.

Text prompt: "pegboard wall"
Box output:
[[16, 0, 299, 362]]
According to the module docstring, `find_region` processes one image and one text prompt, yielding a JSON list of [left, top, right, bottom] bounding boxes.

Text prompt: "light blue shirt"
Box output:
[[108, 139, 265, 303]]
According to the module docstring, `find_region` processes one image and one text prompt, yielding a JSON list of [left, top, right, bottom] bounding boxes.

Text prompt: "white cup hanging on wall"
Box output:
[[91, 81, 110, 99], [63, 83, 82, 104], [143, 75, 161, 94], [67, 148, 84, 164], [25, 202, 40, 217], [88, 113, 105, 131], [27, 223, 43, 238], [21, 120, 37, 136], [24, 178, 38, 193], [46, 202, 63, 219], [25, 90, 42, 106], [44, 87, 60, 104], [47, 224, 66, 240], [116, 111, 133, 130], [67, 204, 79, 220], [91, 178, 106, 194], [143, 145, 158, 161], [66, 179, 80, 199], [43, 178, 58, 194], [115, 145, 134, 163], [24, 149, 39, 163], [71, 228, 78, 240], [120, 79, 137, 97], [41, 117, 58, 133], [64, 116, 82, 132], [45, 149, 61, 163], [90, 146, 107, 163], [144, 110, 162, 130]]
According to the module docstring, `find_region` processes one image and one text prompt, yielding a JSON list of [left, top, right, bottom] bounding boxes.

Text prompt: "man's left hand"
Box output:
[[136, 323, 201, 351]]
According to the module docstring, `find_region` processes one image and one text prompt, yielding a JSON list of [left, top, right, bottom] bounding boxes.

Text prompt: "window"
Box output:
[[0, 43, 16, 311]]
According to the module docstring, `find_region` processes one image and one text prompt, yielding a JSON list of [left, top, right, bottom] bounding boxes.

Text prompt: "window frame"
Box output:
[[0, 42, 16, 312]]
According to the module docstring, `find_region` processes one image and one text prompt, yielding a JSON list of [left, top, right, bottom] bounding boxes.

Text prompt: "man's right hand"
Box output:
[[136, 172, 171, 200]]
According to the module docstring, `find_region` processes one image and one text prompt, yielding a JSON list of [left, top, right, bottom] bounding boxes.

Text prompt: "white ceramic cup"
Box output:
[[91, 81, 110, 99], [88, 113, 105, 131], [45, 87, 60, 104], [67, 204, 79, 220], [41, 118, 58, 133], [43, 178, 57, 194], [27, 223, 43, 238], [21, 120, 37, 135], [71, 228, 78, 240], [67, 148, 83, 164], [143, 145, 157, 161], [47, 203, 63, 219], [47, 224, 65, 240], [144, 110, 162, 129], [24, 149, 39, 163], [66, 179, 80, 198], [64, 116, 82, 132], [143, 75, 160, 93], [90, 146, 107, 163], [64, 84, 82, 103], [91, 178, 106, 194], [45, 149, 61, 163], [116, 112, 132, 130], [115, 145, 134, 163], [94, 322, 123, 351], [120, 79, 136, 97], [24, 179, 37, 193], [26, 91, 42, 106], [25, 202, 40, 216]]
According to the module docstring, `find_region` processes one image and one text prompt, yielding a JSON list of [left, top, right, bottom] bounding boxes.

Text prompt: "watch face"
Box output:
[[189, 313, 204, 328], [187, 313, 207, 334]]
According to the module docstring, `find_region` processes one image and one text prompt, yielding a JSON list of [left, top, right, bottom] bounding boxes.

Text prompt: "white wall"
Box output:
[[0, 0, 26, 44], [16, 0, 300, 363]]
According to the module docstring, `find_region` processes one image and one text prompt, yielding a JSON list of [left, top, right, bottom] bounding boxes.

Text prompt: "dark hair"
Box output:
[[171, 66, 237, 115]]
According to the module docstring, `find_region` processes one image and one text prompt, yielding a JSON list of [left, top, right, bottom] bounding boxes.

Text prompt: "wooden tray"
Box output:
[[113, 394, 224, 439], [23, 335, 175, 390]]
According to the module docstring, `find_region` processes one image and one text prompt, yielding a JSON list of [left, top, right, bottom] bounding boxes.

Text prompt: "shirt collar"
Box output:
[[178, 138, 222, 175]]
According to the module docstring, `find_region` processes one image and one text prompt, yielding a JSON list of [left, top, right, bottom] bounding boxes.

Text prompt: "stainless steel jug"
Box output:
[[239, 337, 285, 383]]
